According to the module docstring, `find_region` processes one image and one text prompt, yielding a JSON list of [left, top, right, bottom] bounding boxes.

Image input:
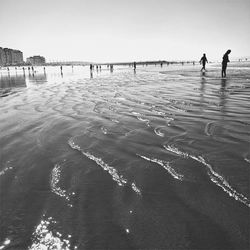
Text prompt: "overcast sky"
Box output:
[[1, 0, 249, 62]]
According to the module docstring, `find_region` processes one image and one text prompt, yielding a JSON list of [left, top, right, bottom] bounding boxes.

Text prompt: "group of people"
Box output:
[[200, 49, 231, 77]]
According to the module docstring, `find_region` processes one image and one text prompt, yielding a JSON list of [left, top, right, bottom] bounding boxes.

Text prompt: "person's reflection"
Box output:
[[219, 78, 227, 116], [61, 71, 63, 78], [90, 71, 93, 79], [28, 71, 47, 84], [199, 72, 206, 112]]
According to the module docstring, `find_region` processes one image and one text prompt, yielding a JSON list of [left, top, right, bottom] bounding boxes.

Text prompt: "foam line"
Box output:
[[51, 164, 73, 207], [138, 154, 184, 181], [68, 138, 141, 195], [164, 144, 250, 207]]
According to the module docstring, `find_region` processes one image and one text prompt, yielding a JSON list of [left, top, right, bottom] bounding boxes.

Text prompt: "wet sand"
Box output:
[[0, 64, 250, 249]]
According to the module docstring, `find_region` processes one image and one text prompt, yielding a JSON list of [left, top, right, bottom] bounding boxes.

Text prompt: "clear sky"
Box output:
[[1, 0, 249, 62]]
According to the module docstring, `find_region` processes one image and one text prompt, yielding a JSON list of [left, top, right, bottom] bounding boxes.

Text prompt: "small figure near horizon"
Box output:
[[133, 62, 136, 70], [110, 64, 113, 72], [222, 49, 231, 78], [60, 65, 63, 72], [200, 53, 208, 71], [90, 64, 93, 71]]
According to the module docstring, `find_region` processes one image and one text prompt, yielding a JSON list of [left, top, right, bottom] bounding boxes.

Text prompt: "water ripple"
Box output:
[[29, 216, 73, 250], [68, 138, 141, 195], [51, 164, 73, 207], [138, 154, 184, 181], [164, 145, 250, 207]]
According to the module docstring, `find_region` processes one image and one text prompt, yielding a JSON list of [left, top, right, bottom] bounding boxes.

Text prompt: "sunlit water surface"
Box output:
[[0, 64, 250, 250]]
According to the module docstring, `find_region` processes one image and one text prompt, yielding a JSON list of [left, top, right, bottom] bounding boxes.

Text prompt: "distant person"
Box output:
[[222, 49, 231, 77], [90, 64, 93, 71], [60, 65, 63, 72], [133, 62, 136, 70], [200, 53, 208, 71], [110, 64, 113, 72]]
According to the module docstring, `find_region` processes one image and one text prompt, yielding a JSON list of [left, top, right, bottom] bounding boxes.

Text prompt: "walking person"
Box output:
[[222, 49, 231, 77], [200, 53, 208, 71]]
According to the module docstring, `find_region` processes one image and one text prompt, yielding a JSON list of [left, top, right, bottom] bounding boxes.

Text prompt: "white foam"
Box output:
[[131, 182, 142, 195], [164, 145, 189, 158], [0, 163, 13, 176], [68, 138, 141, 195], [138, 154, 184, 181], [154, 127, 165, 137], [101, 126, 108, 134], [244, 157, 250, 164], [163, 144, 250, 207], [0, 238, 11, 250], [51, 164, 72, 207], [29, 217, 72, 250]]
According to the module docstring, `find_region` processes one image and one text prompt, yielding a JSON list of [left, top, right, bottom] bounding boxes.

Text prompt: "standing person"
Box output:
[[133, 62, 136, 70], [222, 49, 231, 77], [200, 53, 208, 71]]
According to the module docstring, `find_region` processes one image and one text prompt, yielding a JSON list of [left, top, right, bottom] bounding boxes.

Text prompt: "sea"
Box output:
[[0, 62, 249, 250]]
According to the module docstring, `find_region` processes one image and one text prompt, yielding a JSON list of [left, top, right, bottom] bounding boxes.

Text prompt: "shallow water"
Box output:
[[0, 64, 250, 250]]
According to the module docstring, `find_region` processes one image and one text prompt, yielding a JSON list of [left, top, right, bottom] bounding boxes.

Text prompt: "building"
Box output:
[[12, 50, 23, 64], [26, 55, 46, 65], [0, 47, 6, 65], [0, 47, 23, 66]]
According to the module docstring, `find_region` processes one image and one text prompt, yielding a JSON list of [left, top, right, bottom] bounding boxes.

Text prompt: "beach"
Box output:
[[0, 63, 250, 249]]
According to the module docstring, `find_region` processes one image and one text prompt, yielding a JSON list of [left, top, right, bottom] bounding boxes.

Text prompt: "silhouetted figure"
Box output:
[[133, 62, 136, 70], [193, 61, 195, 66], [60, 65, 63, 72], [110, 64, 113, 72], [222, 49, 231, 77], [160, 62, 163, 67], [31, 66, 34, 72], [200, 53, 208, 71], [90, 64, 93, 71]]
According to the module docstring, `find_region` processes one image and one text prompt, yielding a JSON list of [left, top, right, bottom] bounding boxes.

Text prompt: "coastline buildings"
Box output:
[[26, 55, 46, 65], [0, 47, 23, 66]]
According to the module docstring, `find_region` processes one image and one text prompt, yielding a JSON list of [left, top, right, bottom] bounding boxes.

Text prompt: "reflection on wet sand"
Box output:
[[27, 72, 48, 84]]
